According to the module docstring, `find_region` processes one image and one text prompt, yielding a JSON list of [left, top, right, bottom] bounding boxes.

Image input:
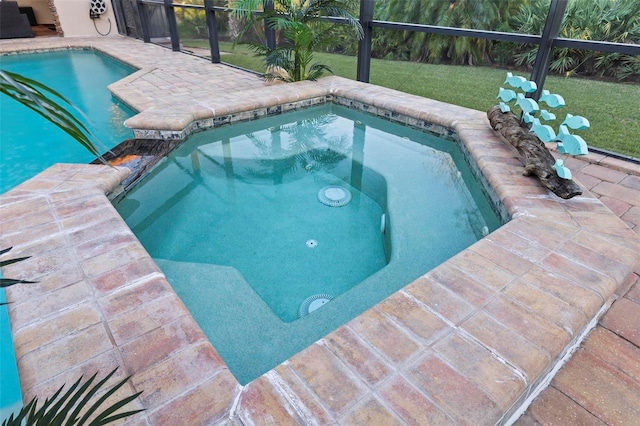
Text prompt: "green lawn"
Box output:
[[184, 40, 640, 158]]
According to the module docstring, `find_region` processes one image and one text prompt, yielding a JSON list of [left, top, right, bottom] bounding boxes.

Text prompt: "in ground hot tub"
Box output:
[[116, 103, 502, 383]]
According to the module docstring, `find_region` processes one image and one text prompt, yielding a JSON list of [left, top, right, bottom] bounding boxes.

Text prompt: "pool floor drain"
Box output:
[[318, 186, 352, 207], [306, 239, 318, 248], [298, 294, 333, 318]]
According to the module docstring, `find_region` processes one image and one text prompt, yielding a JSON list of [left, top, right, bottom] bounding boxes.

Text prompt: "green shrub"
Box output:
[[512, 0, 640, 80], [229, 0, 362, 82], [175, 0, 230, 39]]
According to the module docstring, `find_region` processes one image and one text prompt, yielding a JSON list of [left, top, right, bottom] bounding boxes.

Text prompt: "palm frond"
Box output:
[[0, 278, 37, 289], [307, 63, 333, 80], [228, 0, 264, 18], [0, 255, 30, 269], [1, 368, 144, 426], [0, 247, 37, 299], [227, 0, 362, 82], [0, 70, 107, 161]]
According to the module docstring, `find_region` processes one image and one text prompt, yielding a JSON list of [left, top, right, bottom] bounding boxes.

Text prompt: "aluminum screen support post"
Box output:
[[357, 0, 374, 83], [164, 0, 180, 51], [529, 0, 568, 101], [136, 0, 150, 42], [264, 0, 276, 50], [204, 0, 221, 63]]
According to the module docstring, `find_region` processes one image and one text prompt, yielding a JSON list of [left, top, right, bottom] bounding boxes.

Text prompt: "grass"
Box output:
[[182, 39, 640, 158]]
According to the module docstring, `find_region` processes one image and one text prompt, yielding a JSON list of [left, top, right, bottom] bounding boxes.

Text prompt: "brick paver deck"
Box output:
[[1, 36, 639, 425], [518, 155, 640, 425]]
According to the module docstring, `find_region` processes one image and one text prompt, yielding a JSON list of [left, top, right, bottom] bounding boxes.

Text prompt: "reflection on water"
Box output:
[[115, 104, 504, 383], [119, 104, 502, 319], [118, 111, 389, 323], [0, 50, 135, 194]]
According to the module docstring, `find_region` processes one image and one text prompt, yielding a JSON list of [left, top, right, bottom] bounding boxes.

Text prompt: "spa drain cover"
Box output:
[[298, 294, 334, 318], [318, 186, 352, 207]]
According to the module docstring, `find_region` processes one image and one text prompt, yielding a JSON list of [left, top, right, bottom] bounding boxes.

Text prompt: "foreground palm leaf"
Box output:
[[1, 368, 144, 426], [0, 70, 104, 159], [0, 247, 36, 305]]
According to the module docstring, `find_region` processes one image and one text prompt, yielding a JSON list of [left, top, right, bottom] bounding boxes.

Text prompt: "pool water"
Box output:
[[0, 291, 21, 420], [154, 169, 387, 322], [0, 50, 136, 194], [119, 115, 388, 322], [116, 104, 502, 383]]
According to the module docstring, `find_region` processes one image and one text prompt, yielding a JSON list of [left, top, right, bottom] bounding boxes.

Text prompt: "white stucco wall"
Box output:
[[16, 0, 54, 25], [53, 0, 119, 37]]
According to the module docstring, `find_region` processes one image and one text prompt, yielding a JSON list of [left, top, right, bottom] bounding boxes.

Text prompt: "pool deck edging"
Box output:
[[2, 36, 639, 425]]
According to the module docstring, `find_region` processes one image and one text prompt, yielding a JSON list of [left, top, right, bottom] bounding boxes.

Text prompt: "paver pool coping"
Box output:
[[2, 37, 639, 425]]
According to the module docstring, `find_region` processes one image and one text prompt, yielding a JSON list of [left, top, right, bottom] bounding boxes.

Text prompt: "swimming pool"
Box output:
[[116, 104, 502, 383], [0, 49, 136, 194]]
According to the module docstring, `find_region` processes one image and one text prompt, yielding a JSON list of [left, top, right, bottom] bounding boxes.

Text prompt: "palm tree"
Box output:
[[374, 0, 526, 65], [228, 0, 363, 82], [427, 0, 502, 65], [373, 0, 436, 61], [512, 0, 640, 80]]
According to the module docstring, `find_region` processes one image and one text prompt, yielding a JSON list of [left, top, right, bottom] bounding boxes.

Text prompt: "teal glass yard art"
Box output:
[[495, 72, 590, 180], [562, 114, 590, 131], [540, 110, 556, 121], [554, 159, 572, 179], [530, 118, 557, 143], [504, 72, 526, 89], [515, 93, 539, 115], [557, 125, 589, 156], [539, 90, 565, 108]]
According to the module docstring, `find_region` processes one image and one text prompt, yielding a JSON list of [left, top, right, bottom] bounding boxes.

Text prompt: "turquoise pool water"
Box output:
[[117, 104, 502, 384], [0, 290, 21, 420], [0, 49, 136, 194], [120, 113, 388, 323]]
